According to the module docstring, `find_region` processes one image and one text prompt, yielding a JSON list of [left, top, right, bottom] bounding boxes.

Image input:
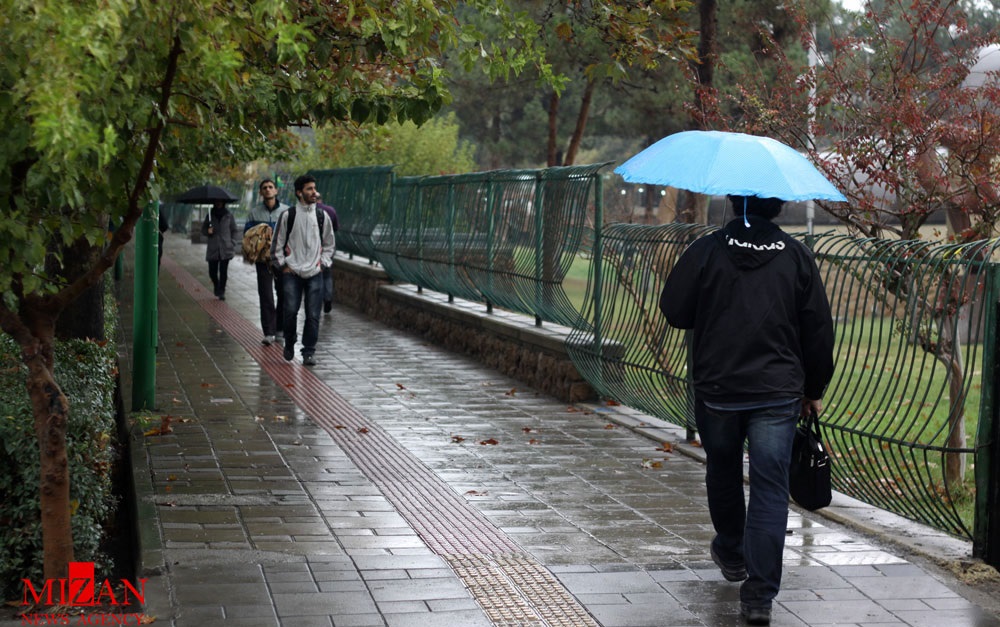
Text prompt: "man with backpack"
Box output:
[[272, 174, 336, 366], [244, 178, 288, 346]]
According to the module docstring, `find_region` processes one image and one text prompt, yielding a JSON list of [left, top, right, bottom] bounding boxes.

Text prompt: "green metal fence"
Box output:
[[304, 161, 1000, 553], [322, 164, 606, 327], [567, 223, 1000, 546], [310, 166, 396, 260]]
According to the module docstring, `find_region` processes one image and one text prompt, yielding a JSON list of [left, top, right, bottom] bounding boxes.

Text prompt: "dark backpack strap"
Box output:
[[284, 206, 325, 248], [283, 206, 297, 249]]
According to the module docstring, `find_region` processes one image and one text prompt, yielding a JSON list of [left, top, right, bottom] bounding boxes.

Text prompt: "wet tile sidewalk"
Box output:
[[108, 233, 1000, 627]]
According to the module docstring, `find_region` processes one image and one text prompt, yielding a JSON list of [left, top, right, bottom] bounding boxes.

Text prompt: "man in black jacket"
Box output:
[[660, 195, 835, 626]]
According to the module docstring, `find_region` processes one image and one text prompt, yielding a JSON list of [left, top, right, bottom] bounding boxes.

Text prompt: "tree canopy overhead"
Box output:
[[0, 0, 554, 582], [2, 0, 551, 298], [712, 0, 1000, 241]]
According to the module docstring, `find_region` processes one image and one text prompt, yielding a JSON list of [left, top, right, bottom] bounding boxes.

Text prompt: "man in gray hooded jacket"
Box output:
[[272, 175, 335, 366], [660, 195, 835, 626]]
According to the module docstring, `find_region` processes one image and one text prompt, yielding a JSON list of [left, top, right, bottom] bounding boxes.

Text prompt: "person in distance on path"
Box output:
[[244, 179, 289, 345], [201, 200, 239, 300], [659, 195, 835, 626], [272, 175, 335, 366]]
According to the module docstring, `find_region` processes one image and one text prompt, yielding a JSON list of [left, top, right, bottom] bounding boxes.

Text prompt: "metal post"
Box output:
[[485, 176, 496, 310], [973, 266, 1000, 564], [592, 175, 604, 354], [447, 181, 457, 290], [533, 173, 545, 321], [131, 200, 159, 411]]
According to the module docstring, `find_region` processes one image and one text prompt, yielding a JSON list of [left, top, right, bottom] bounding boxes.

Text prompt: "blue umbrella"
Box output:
[[614, 130, 847, 202]]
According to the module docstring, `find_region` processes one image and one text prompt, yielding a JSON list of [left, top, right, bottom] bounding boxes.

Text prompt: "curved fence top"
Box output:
[[367, 163, 610, 326], [310, 166, 396, 259]]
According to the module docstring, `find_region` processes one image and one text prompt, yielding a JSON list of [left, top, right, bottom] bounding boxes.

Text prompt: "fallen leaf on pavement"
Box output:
[[604, 424, 616, 430], [641, 459, 664, 469], [479, 438, 499, 445], [451, 435, 466, 443], [505, 388, 517, 396], [656, 442, 674, 453], [144, 415, 173, 436]]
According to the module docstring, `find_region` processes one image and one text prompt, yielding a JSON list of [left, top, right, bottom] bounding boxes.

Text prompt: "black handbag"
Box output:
[[789, 410, 832, 510]]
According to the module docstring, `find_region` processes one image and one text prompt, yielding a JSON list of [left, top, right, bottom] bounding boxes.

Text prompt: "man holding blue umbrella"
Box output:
[[618, 131, 840, 625]]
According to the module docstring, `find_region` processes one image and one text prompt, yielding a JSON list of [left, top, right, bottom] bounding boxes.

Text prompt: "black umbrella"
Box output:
[[173, 184, 238, 204]]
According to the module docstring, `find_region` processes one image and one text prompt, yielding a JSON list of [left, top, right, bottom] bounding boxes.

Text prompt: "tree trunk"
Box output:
[[690, 0, 717, 128], [942, 323, 967, 485], [56, 278, 105, 341], [563, 79, 596, 167], [20, 314, 75, 580], [675, 0, 718, 225], [55, 238, 106, 341], [547, 92, 561, 167]]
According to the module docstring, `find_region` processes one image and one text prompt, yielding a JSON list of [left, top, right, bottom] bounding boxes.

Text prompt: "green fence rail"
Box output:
[[567, 223, 1000, 546]]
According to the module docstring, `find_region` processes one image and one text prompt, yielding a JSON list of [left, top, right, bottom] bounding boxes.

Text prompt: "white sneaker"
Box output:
[[262, 335, 275, 346]]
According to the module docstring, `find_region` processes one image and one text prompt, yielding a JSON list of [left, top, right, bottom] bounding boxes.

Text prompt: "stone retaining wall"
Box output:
[[331, 255, 596, 402]]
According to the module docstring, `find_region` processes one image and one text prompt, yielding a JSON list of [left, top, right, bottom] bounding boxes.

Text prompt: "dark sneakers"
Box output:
[[740, 603, 771, 625], [303, 354, 317, 366], [711, 545, 747, 582], [283, 344, 294, 361]]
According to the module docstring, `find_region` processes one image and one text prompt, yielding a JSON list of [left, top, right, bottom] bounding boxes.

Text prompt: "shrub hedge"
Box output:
[[0, 298, 121, 600]]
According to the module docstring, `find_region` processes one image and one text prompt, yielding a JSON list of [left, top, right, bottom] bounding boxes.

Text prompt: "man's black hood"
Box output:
[[713, 216, 785, 270]]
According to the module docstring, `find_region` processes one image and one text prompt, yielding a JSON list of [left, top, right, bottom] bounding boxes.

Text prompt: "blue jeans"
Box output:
[[282, 272, 323, 356], [322, 266, 335, 303], [695, 398, 799, 609]]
